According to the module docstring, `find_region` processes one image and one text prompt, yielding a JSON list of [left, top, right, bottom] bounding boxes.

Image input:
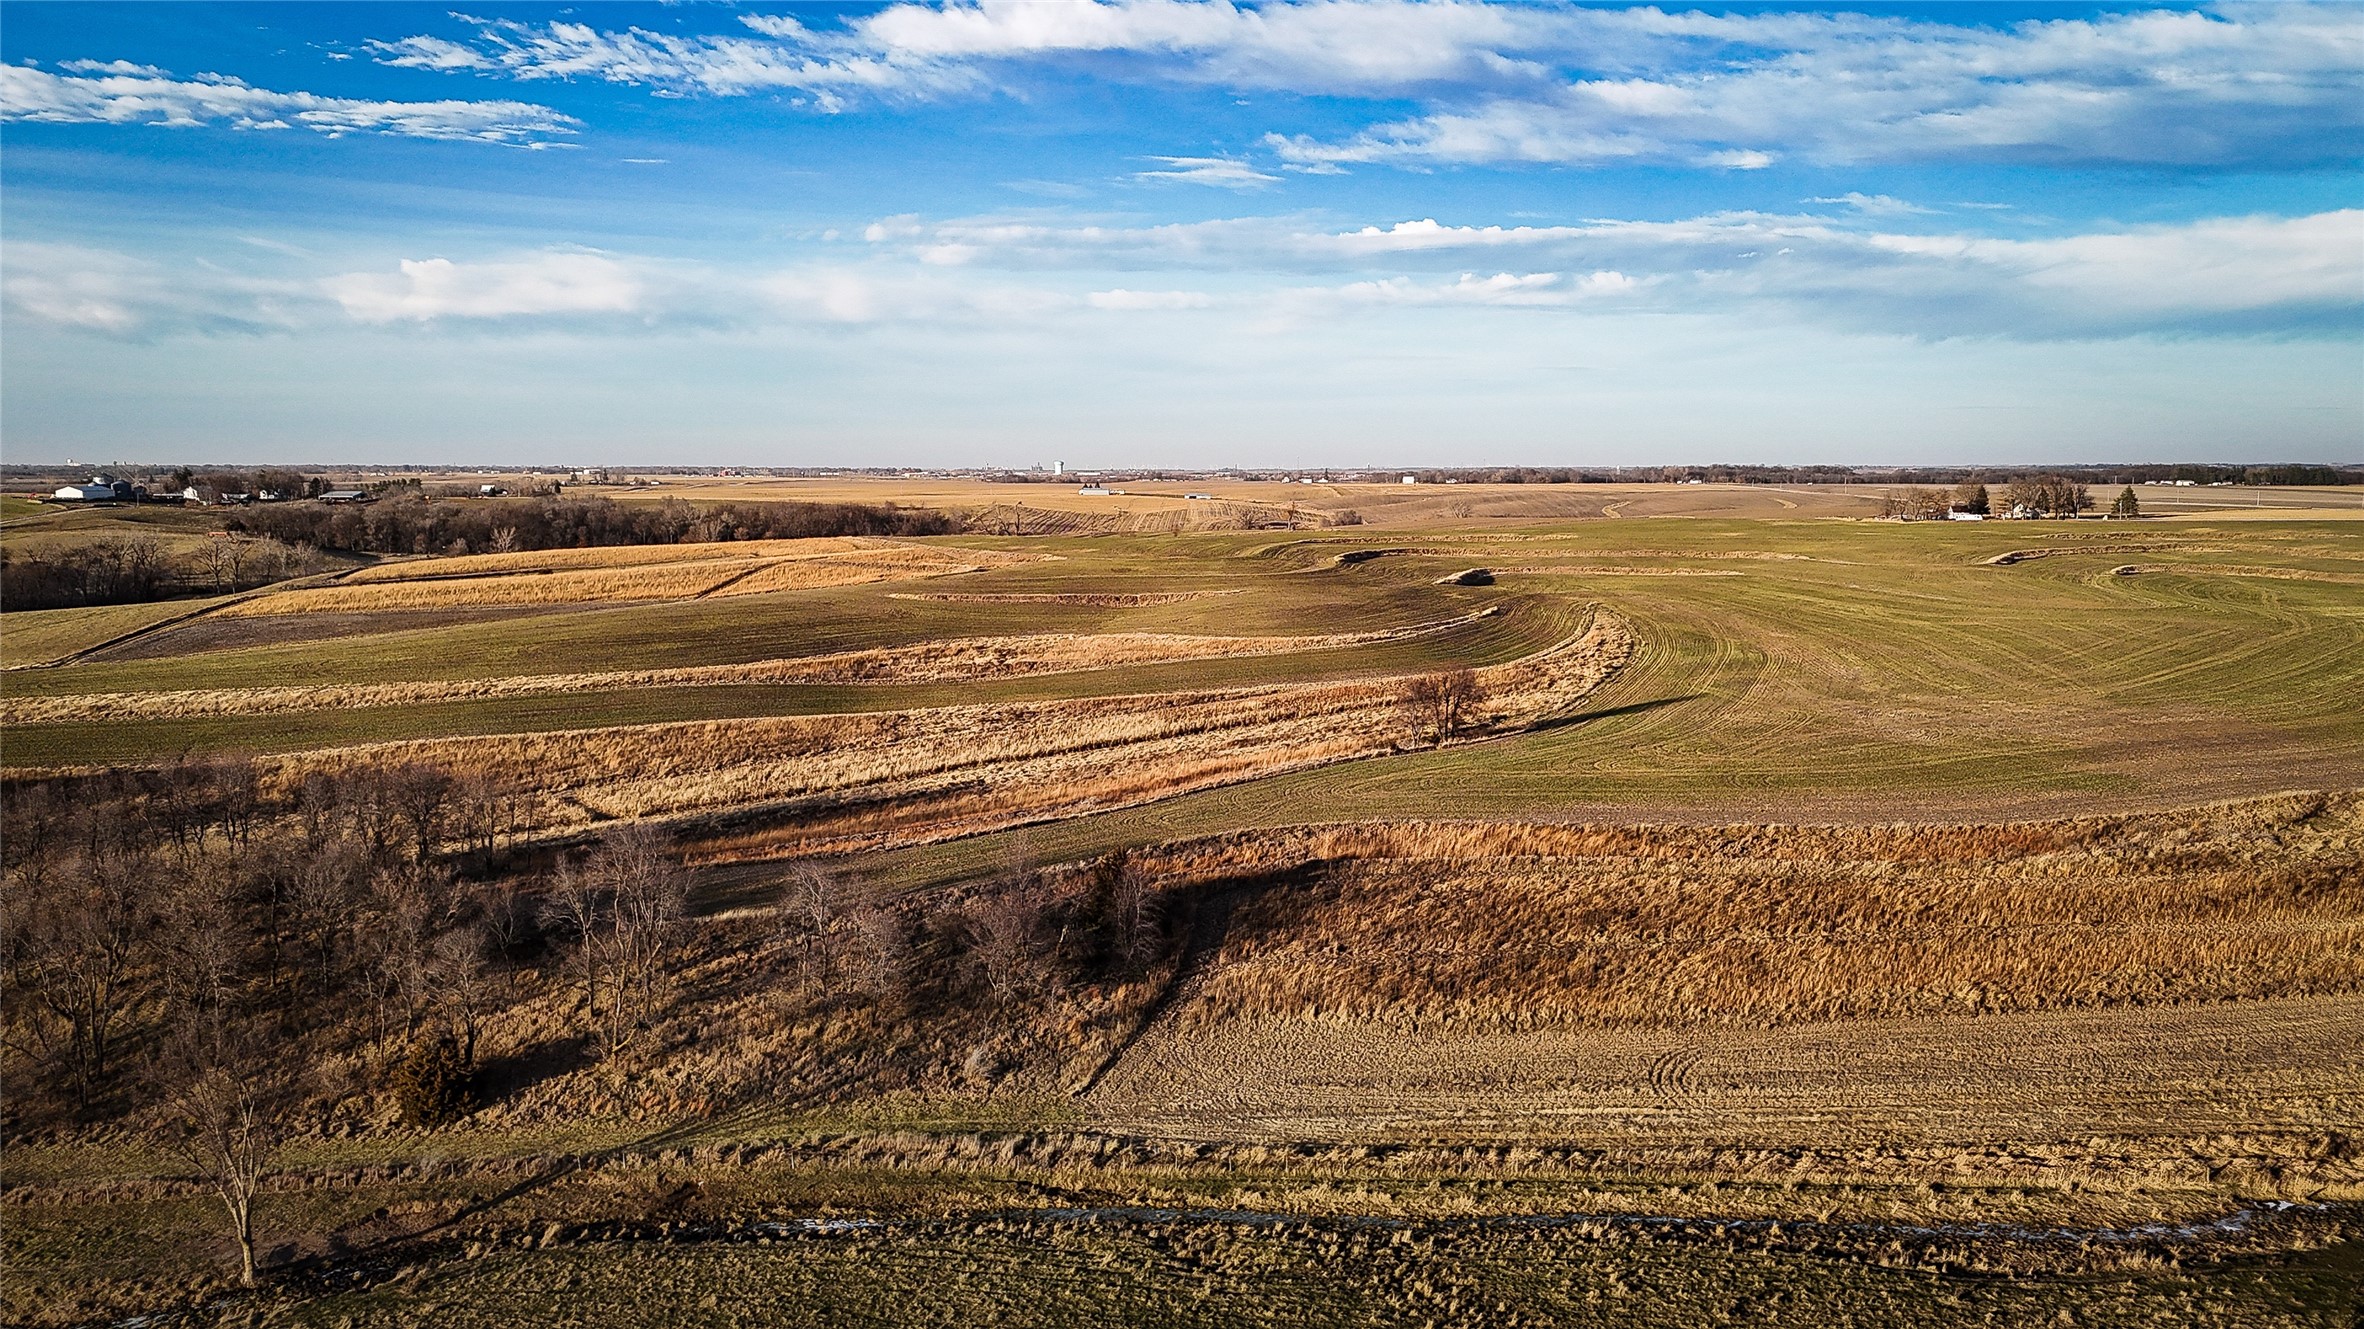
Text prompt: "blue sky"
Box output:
[[3, 1, 2358, 468]]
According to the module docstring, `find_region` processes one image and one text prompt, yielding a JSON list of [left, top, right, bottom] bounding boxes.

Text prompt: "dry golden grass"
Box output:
[[1085, 793, 2364, 1158], [219, 542, 1026, 617], [221, 556, 776, 615], [2, 611, 1499, 724], [249, 611, 1629, 854], [887, 590, 1247, 606], [1135, 792, 2364, 1030], [342, 537, 883, 582]]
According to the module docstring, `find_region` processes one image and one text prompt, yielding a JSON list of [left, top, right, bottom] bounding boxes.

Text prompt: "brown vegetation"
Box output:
[[2, 611, 1500, 725], [227, 609, 1623, 857], [1148, 792, 2364, 1030], [216, 542, 1013, 617]]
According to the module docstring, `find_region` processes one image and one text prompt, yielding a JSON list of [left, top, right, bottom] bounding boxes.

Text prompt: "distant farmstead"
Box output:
[[319, 490, 375, 505], [51, 475, 137, 502]]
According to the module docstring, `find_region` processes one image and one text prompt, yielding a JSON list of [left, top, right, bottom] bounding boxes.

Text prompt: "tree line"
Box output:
[[0, 755, 1185, 1289], [0, 534, 328, 612], [225, 493, 960, 556]]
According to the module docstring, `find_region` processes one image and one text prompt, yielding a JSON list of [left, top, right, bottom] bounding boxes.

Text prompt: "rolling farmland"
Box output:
[[4, 485, 2360, 1326]]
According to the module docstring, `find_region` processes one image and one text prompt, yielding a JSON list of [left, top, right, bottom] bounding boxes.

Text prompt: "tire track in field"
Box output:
[[1645, 1047, 1705, 1104]]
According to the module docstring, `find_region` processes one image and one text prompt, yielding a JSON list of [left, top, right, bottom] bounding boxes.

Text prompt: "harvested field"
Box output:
[[340, 537, 885, 581], [251, 609, 1628, 853], [218, 543, 1013, 616], [888, 590, 1247, 605], [1075, 794, 2364, 1165], [1140, 793, 2364, 1029], [1091, 993, 2364, 1153], [1, 609, 1500, 724], [219, 555, 780, 614]]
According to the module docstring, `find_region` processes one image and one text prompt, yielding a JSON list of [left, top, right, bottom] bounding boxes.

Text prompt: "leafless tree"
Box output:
[[431, 924, 496, 1065], [387, 763, 455, 865], [1401, 668, 1483, 747], [361, 865, 457, 1046], [784, 859, 845, 989], [846, 903, 908, 1000], [1105, 853, 1161, 970], [541, 858, 609, 1046], [541, 828, 688, 1056], [965, 886, 1045, 1004], [6, 851, 154, 1105], [288, 833, 367, 998], [152, 1029, 293, 1288], [158, 859, 244, 1031]]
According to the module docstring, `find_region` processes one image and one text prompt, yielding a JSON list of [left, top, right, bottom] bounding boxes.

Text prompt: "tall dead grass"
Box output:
[[244, 611, 1630, 854], [1155, 792, 2364, 1030], [4, 612, 1506, 725], [343, 537, 884, 582], [224, 543, 1033, 616]]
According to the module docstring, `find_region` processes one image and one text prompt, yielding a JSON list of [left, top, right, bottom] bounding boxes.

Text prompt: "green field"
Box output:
[[18, 515, 2352, 883]]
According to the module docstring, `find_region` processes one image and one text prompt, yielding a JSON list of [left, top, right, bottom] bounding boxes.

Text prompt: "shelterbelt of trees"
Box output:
[[223, 494, 960, 556], [0, 495, 962, 612]]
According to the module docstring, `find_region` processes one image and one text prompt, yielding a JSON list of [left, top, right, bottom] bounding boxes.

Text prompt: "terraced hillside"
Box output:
[[4, 501, 2360, 1327]]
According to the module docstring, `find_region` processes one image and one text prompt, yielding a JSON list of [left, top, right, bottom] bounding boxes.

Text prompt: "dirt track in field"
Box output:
[[1087, 994, 2364, 1152]]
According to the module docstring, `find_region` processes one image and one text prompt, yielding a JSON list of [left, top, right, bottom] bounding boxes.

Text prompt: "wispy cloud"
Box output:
[[324, 253, 649, 323], [1132, 155, 1278, 188], [0, 61, 578, 145], [14, 210, 2354, 343], [372, 3, 2363, 170], [1810, 193, 1934, 217]]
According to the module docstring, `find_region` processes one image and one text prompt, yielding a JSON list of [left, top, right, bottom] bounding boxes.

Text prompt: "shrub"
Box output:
[[390, 1034, 473, 1128]]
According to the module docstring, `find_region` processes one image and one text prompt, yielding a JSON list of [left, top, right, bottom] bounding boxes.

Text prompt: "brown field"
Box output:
[[1085, 794, 2364, 1157], [218, 540, 1013, 617], [249, 607, 1626, 854], [0, 610, 1498, 726]]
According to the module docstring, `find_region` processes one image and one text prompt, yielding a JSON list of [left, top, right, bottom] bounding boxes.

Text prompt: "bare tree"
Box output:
[[1401, 669, 1483, 747], [541, 858, 610, 1048], [431, 924, 497, 1065], [965, 886, 1045, 1004], [541, 829, 688, 1056], [152, 1031, 293, 1289], [157, 859, 245, 1032], [7, 851, 154, 1105], [846, 903, 908, 1000], [386, 763, 455, 865], [784, 859, 845, 990], [1106, 854, 1162, 970]]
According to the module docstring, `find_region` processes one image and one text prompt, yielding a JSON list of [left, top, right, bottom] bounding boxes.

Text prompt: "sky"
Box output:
[[2, 1, 2359, 469]]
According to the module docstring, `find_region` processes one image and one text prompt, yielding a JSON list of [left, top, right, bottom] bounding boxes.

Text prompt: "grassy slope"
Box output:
[[0, 598, 240, 669], [8, 520, 2359, 845]]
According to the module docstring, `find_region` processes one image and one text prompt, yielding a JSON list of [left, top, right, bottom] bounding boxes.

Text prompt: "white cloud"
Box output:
[[0, 61, 577, 144], [850, 207, 2364, 338], [371, 3, 2364, 170], [1, 243, 306, 336], [1088, 288, 1214, 310], [1314, 269, 1641, 309], [367, 18, 976, 112], [1132, 155, 1278, 188], [1267, 6, 2364, 170], [1811, 193, 1933, 217], [324, 254, 647, 323], [14, 208, 2352, 344]]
